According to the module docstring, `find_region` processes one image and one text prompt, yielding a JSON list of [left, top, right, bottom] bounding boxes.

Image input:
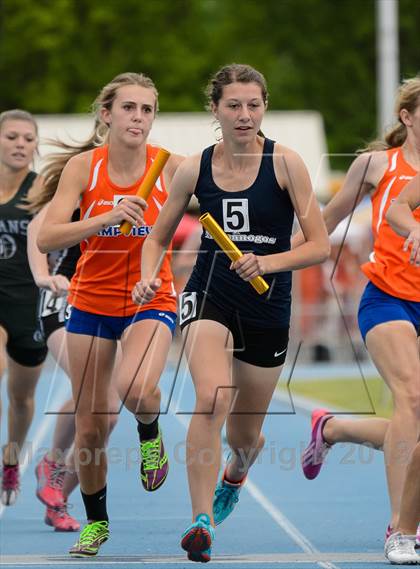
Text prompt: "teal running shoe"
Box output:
[[213, 472, 245, 526], [181, 513, 214, 563]]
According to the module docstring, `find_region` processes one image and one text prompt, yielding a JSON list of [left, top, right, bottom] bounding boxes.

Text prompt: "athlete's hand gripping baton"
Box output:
[[199, 212, 269, 295], [120, 148, 170, 236]]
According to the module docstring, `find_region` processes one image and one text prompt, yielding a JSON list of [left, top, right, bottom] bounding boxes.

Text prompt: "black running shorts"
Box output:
[[0, 301, 47, 366], [179, 292, 289, 368]]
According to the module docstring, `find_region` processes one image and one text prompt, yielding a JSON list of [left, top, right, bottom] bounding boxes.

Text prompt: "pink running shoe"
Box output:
[[45, 502, 80, 532], [1, 463, 20, 506], [35, 454, 65, 508], [301, 409, 334, 480]]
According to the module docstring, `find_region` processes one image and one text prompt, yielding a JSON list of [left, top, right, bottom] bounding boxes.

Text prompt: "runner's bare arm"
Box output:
[[386, 173, 420, 236], [142, 156, 199, 277], [386, 173, 420, 265], [163, 153, 185, 189], [27, 204, 70, 295], [291, 151, 387, 249], [268, 148, 330, 271], [132, 156, 199, 304]]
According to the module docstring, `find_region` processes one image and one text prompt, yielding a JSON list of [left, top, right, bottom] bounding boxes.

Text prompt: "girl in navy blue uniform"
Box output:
[[0, 110, 48, 505], [133, 64, 329, 562], [27, 201, 82, 531]]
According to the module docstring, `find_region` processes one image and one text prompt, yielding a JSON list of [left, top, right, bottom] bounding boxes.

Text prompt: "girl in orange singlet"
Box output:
[[38, 73, 183, 557], [383, 173, 420, 563], [297, 77, 420, 545]]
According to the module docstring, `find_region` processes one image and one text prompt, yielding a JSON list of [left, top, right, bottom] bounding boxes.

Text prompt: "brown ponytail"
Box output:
[[359, 76, 420, 153]]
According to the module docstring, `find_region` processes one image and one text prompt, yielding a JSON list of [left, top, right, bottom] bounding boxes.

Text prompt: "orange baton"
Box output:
[[199, 212, 269, 295], [120, 148, 170, 236]]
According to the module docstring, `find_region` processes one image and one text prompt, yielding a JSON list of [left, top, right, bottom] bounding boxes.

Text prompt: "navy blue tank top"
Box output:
[[185, 138, 294, 328], [0, 171, 38, 303]]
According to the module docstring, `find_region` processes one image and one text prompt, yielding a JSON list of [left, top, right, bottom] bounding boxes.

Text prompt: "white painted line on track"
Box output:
[[0, 370, 374, 566], [171, 409, 341, 569], [0, 552, 387, 565], [273, 388, 348, 416]]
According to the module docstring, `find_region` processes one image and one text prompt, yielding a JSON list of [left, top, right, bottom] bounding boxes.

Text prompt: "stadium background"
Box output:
[[0, 1, 418, 566]]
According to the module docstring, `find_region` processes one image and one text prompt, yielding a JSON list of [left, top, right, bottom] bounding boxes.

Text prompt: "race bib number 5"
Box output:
[[179, 292, 197, 326], [222, 199, 250, 233]]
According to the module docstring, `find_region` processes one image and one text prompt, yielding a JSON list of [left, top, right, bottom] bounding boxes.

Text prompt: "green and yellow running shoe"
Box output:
[[69, 520, 109, 557], [140, 428, 169, 492]]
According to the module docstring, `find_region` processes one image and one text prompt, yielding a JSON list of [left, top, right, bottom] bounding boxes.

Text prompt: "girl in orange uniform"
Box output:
[[383, 173, 420, 563], [38, 72, 183, 556], [299, 77, 420, 542]]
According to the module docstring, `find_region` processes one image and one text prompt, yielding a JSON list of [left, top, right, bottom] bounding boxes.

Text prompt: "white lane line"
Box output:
[[273, 388, 363, 421], [0, 378, 69, 518], [273, 388, 343, 416], [0, 552, 386, 565], [171, 410, 340, 569], [245, 480, 339, 569], [245, 479, 318, 553]]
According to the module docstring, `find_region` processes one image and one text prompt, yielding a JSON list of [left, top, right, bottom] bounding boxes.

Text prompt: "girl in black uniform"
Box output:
[[133, 64, 330, 562], [27, 198, 82, 531], [0, 110, 48, 506]]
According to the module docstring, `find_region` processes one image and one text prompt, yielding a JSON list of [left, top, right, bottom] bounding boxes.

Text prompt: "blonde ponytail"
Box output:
[[25, 72, 158, 214]]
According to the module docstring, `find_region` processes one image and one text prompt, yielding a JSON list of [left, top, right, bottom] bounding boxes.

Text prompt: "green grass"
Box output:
[[278, 377, 392, 418]]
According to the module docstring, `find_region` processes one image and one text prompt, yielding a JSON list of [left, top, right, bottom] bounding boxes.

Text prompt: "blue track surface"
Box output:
[[0, 355, 392, 568]]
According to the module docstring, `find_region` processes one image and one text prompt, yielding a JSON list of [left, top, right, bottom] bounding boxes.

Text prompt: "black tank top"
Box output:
[[51, 209, 81, 280], [185, 138, 294, 327], [0, 171, 39, 303]]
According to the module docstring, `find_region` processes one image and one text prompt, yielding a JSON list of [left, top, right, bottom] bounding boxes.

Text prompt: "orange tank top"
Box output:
[[68, 145, 176, 316], [361, 147, 419, 301]]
